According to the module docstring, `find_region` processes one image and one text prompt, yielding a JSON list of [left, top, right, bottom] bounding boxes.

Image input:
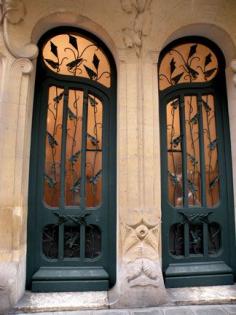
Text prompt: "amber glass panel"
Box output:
[[43, 34, 111, 87], [86, 95, 103, 207], [65, 90, 83, 206], [159, 43, 218, 90], [44, 86, 64, 207], [64, 225, 80, 258], [185, 96, 201, 206], [42, 224, 58, 259], [202, 95, 220, 207], [85, 225, 101, 258], [169, 223, 184, 256], [167, 99, 183, 206]]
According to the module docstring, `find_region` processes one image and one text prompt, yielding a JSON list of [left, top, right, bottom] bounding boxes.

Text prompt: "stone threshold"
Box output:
[[11, 285, 236, 313]]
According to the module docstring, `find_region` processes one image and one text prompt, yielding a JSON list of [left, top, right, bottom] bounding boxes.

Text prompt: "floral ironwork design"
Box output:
[[159, 43, 218, 90], [43, 33, 111, 87]]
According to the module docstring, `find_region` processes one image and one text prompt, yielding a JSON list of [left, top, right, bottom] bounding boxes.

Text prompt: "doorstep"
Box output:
[[10, 284, 236, 313]]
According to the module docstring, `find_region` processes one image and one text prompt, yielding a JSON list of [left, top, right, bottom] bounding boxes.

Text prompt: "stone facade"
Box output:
[[0, 0, 236, 313]]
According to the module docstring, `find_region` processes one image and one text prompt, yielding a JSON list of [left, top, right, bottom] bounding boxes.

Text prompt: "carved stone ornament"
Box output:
[[231, 59, 236, 86], [0, 0, 38, 59], [120, 0, 152, 56], [0, 0, 25, 24], [122, 218, 162, 288]]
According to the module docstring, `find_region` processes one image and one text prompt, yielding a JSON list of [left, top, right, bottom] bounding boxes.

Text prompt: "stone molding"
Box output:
[[0, 0, 38, 59], [120, 0, 152, 57], [231, 59, 236, 86]]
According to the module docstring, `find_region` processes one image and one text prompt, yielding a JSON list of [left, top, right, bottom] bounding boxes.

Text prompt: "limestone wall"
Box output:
[[0, 0, 236, 312]]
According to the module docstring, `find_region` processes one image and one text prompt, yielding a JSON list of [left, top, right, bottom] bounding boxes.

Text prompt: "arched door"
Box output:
[[159, 37, 235, 287], [27, 27, 116, 292]]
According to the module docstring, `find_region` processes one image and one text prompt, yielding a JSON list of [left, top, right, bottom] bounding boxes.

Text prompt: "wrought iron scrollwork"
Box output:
[[43, 34, 111, 87], [159, 43, 218, 90]]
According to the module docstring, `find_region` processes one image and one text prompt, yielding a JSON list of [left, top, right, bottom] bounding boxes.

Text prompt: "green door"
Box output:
[[159, 37, 235, 287], [27, 27, 116, 292]]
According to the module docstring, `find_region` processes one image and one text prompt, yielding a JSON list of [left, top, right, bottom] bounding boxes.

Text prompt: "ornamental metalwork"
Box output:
[[159, 42, 218, 90], [42, 33, 111, 87]]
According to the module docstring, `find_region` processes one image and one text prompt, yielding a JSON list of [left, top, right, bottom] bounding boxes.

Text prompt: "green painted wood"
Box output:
[[32, 280, 109, 292], [165, 274, 234, 288], [159, 36, 236, 287], [27, 27, 117, 292]]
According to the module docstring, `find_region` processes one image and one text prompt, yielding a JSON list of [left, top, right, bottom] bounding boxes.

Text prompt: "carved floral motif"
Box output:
[[120, 0, 152, 56], [122, 218, 161, 287]]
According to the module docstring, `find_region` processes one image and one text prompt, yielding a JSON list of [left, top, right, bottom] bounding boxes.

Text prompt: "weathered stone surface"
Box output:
[[223, 305, 236, 314], [195, 307, 227, 314], [164, 308, 194, 315]]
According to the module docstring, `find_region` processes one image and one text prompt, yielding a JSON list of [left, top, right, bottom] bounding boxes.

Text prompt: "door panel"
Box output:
[[27, 28, 116, 292], [161, 88, 234, 287]]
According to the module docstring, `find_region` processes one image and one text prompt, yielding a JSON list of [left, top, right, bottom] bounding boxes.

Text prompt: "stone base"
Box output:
[[0, 257, 25, 314]]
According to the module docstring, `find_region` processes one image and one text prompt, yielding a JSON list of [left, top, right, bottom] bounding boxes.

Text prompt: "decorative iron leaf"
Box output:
[[171, 99, 179, 109], [168, 171, 179, 185], [69, 150, 81, 164], [204, 53, 212, 67], [50, 41, 58, 58], [187, 153, 198, 166], [70, 178, 81, 193], [53, 91, 64, 103], [89, 169, 102, 185], [68, 107, 77, 120], [188, 179, 198, 193], [188, 44, 197, 59], [44, 173, 56, 188], [171, 72, 184, 85], [45, 59, 60, 70], [84, 65, 97, 80], [66, 58, 83, 70], [88, 95, 98, 107], [208, 139, 217, 151], [170, 58, 176, 74], [46, 131, 58, 148], [53, 212, 67, 225], [87, 133, 99, 146], [190, 113, 199, 125], [93, 54, 100, 70], [179, 211, 212, 223], [170, 135, 182, 148], [209, 176, 219, 189], [209, 175, 220, 189], [204, 67, 217, 79], [68, 34, 78, 50], [202, 99, 211, 112], [186, 65, 199, 79]]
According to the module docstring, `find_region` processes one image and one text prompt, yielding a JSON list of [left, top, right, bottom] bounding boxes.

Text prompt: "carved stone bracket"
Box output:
[[121, 218, 162, 288], [120, 0, 152, 57], [0, 0, 38, 60], [231, 59, 236, 86]]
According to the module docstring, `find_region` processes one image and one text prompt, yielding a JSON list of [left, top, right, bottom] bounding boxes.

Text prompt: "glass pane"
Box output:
[[64, 225, 80, 258], [169, 223, 184, 256], [44, 86, 64, 207], [189, 224, 203, 255], [202, 95, 220, 207], [86, 95, 103, 207], [65, 90, 83, 206], [42, 224, 59, 259], [85, 225, 101, 258], [167, 98, 183, 206], [208, 222, 221, 255], [159, 42, 218, 90], [185, 96, 201, 206], [43, 33, 111, 87]]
